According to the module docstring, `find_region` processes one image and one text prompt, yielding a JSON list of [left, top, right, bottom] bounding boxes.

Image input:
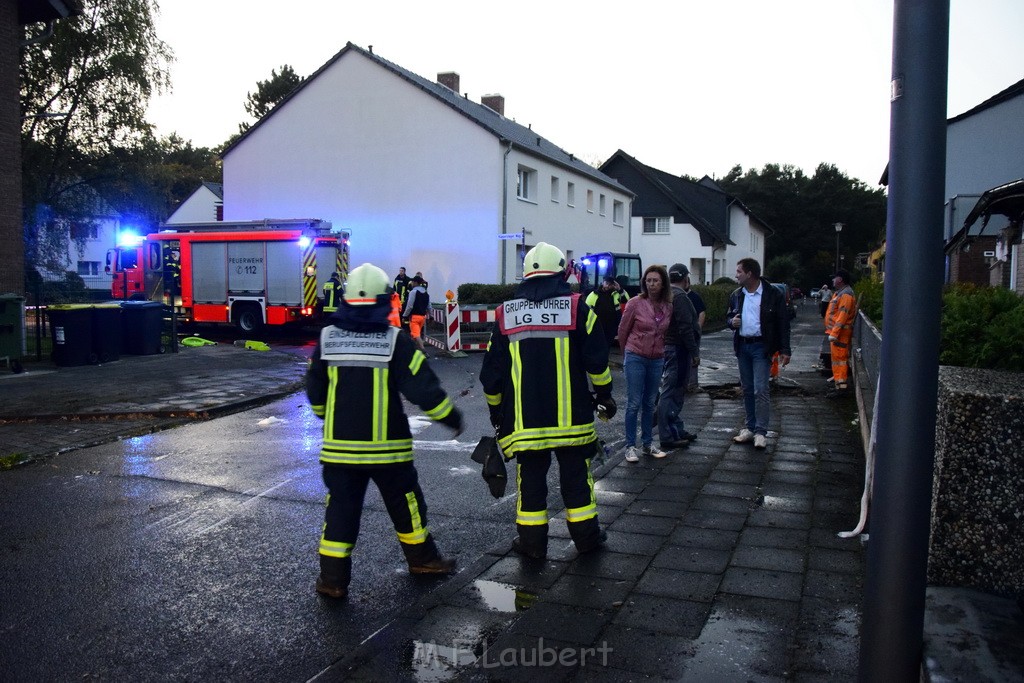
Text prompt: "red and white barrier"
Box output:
[[426, 303, 496, 353]]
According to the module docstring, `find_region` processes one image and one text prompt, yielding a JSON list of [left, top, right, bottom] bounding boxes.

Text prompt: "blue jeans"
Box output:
[[624, 352, 664, 448], [736, 341, 771, 435], [657, 344, 690, 443]]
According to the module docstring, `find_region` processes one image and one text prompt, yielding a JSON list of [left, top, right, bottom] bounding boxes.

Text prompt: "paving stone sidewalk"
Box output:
[[321, 378, 867, 681]]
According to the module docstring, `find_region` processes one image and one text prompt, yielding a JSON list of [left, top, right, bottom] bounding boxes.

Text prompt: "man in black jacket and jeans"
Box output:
[[657, 263, 701, 450], [727, 258, 791, 449]]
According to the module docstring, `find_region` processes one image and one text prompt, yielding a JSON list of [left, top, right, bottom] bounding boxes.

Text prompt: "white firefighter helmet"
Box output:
[[343, 263, 390, 305], [523, 242, 566, 279]]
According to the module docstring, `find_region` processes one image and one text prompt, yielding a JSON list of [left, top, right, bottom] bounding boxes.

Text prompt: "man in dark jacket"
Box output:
[[480, 242, 615, 559], [727, 258, 792, 449], [657, 263, 701, 450], [306, 263, 463, 599]]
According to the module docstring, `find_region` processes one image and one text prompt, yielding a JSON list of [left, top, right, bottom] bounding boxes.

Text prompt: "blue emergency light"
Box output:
[[117, 229, 143, 247]]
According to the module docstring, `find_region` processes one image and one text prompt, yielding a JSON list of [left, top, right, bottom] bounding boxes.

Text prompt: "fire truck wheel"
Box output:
[[235, 305, 263, 334]]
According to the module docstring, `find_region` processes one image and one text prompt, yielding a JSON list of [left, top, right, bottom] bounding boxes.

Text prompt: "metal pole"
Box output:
[[859, 1, 949, 681], [836, 230, 840, 273]]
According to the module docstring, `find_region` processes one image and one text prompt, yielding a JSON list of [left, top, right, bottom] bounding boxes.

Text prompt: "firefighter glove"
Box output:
[[595, 395, 617, 420]]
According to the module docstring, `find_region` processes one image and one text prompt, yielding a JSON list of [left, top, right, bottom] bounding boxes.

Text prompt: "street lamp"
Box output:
[[834, 222, 844, 273]]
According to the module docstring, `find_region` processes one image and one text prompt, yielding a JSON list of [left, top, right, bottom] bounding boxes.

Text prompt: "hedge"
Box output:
[[852, 280, 1024, 371]]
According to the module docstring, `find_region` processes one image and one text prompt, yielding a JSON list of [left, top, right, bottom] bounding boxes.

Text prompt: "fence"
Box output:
[[852, 310, 882, 442], [424, 303, 497, 354]]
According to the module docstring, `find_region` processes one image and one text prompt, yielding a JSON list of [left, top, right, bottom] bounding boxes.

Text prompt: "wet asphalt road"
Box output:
[[0, 342, 628, 681]]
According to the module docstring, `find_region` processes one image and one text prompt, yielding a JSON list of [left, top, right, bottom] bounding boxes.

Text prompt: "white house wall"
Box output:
[[53, 217, 117, 292], [223, 51, 502, 295], [166, 186, 222, 224], [505, 148, 630, 279], [723, 205, 766, 280]]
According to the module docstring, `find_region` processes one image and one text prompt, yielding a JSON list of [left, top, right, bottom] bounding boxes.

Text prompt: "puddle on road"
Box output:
[[398, 581, 538, 681], [471, 579, 537, 612]]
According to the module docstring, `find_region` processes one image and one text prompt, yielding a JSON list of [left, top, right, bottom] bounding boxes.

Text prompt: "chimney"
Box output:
[[481, 94, 505, 116], [437, 72, 460, 93]]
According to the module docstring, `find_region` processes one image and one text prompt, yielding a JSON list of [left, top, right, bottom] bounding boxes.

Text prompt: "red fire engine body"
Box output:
[[106, 219, 348, 332]]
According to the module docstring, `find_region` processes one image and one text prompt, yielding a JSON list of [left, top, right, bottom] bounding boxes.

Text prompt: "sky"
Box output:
[[146, 0, 1024, 187]]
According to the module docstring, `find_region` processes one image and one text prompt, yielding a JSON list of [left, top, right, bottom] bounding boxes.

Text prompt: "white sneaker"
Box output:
[[754, 434, 767, 449], [643, 445, 667, 459], [624, 446, 640, 463], [734, 428, 755, 443]]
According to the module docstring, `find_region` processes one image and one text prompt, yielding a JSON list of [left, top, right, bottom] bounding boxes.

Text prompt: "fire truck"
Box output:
[[576, 252, 643, 296], [105, 219, 349, 332]]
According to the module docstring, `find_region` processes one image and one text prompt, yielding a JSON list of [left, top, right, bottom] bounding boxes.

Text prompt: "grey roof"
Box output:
[[201, 182, 223, 200], [601, 150, 773, 246], [223, 42, 631, 196]]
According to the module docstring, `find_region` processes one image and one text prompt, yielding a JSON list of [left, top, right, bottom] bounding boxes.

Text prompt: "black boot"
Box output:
[[570, 517, 606, 554], [402, 536, 457, 575], [316, 555, 350, 599], [513, 523, 548, 559]]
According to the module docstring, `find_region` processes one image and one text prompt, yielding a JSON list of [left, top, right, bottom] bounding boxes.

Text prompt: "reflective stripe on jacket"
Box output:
[[307, 324, 455, 465], [480, 286, 611, 459]]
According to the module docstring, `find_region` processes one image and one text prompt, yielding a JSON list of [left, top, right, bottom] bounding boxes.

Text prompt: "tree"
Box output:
[[765, 253, 802, 285], [238, 64, 302, 134], [718, 163, 887, 290], [20, 0, 173, 277]]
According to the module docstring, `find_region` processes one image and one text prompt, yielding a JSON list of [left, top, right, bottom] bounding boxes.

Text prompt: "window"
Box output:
[[599, 194, 606, 216], [77, 261, 100, 276], [70, 223, 99, 240], [643, 217, 670, 234], [550, 176, 559, 202], [613, 200, 625, 225], [567, 182, 575, 207], [517, 165, 537, 202], [750, 233, 760, 251], [586, 190, 594, 213]]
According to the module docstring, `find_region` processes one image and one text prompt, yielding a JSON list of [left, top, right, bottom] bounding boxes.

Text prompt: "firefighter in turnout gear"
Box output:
[[825, 269, 857, 395], [306, 263, 463, 599], [322, 271, 342, 314], [480, 242, 616, 559]]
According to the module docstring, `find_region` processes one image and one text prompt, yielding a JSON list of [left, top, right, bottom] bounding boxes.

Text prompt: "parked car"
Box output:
[[791, 287, 804, 300], [772, 282, 797, 319]]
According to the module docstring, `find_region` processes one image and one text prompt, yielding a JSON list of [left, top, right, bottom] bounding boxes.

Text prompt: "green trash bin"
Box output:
[[49, 304, 96, 366], [92, 304, 123, 363], [120, 300, 164, 355], [0, 294, 26, 373]]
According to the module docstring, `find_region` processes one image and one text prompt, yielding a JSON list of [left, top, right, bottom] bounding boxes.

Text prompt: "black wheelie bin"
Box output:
[[120, 300, 164, 355], [49, 304, 96, 366], [91, 303, 123, 362]]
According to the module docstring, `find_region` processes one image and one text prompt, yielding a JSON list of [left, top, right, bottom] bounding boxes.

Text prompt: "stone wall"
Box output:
[[928, 366, 1023, 598]]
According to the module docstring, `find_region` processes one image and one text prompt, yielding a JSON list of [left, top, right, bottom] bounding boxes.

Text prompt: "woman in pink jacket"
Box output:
[[617, 265, 673, 462]]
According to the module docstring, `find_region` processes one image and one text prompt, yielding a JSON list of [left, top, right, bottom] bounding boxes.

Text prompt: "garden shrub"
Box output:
[[940, 283, 1024, 371], [852, 280, 1024, 371], [854, 278, 885, 327]]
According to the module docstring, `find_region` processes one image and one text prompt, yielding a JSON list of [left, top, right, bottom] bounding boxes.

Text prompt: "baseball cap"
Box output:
[[668, 263, 689, 281]]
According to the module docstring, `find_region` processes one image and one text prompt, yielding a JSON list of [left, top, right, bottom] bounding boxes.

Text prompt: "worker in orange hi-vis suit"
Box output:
[[388, 291, 402, 327], [824, 269, 857, 394]]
